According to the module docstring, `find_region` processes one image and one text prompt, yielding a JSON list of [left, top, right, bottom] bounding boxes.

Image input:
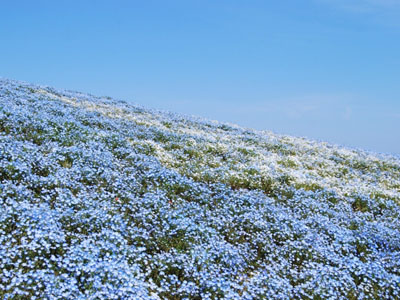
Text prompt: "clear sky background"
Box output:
[[1, 1, 399, 155]]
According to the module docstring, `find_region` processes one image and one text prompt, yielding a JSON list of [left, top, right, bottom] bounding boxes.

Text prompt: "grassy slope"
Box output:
[[0, 78, 400, 299]]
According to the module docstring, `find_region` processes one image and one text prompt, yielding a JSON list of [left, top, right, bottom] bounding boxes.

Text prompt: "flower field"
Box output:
[[0, 78, 399, 299]]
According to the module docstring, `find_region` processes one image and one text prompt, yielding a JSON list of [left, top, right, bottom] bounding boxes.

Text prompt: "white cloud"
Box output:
[[317, 0, 400, 14], [368, 0, 400, 6], [226, 93, 356, 121], [315, 0, 400, 27], [390, 112, 400, 118], [271, 94, 349, 119]]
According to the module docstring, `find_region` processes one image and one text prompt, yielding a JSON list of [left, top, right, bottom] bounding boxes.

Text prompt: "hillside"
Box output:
[[0, 78, 400, 299]]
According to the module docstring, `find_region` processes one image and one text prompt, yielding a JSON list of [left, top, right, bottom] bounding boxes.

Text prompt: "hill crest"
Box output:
[[0, 78, 399, 299]]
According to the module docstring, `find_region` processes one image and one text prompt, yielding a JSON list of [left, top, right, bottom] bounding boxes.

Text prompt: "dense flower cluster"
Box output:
[[0, 78, 399, 299]]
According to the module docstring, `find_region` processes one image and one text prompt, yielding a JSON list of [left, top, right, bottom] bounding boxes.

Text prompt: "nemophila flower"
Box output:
[[0, 78, 399, 299]]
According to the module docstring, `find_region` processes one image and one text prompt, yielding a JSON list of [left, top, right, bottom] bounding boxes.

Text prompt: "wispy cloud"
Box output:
[[319, 0, 400, 11], [343, 106, 353, 120], [270, 94, 354, 120], [389, 112, 400, 118], [317, 0, 400, 21], [227, 93, 356, 121]]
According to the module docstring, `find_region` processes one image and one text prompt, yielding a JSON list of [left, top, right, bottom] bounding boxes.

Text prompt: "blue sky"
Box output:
[[1, 0, 399, 154]]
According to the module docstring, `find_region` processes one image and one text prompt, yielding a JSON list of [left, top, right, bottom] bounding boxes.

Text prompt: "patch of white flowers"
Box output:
[[0, 78, 399, 299]]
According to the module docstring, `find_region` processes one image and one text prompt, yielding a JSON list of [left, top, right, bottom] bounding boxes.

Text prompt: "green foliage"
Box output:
[[352, 196, 369, 213]]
